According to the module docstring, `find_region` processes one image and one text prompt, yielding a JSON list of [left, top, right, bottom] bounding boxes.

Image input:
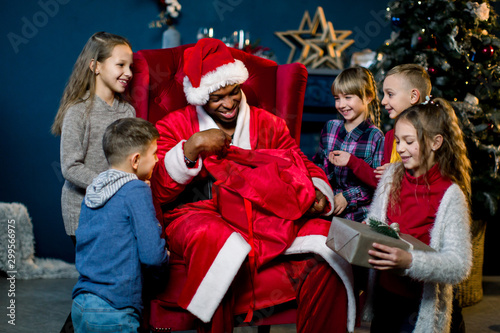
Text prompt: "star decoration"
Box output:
[[274, 7, 354, 69]]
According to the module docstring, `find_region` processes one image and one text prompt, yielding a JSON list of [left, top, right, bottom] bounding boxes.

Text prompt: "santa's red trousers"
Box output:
[[166, 204, 348, 333], [195, 256, 348, 333]]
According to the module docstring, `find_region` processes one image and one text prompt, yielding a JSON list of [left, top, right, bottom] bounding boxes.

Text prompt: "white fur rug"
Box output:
[[0, 202, 78, 279]]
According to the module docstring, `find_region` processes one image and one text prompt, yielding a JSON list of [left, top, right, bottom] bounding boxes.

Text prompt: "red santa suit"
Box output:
[[151, 91, 356, 332]]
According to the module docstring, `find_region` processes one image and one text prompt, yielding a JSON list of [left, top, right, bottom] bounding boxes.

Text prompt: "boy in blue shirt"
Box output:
[[71, 117, 169, 332]]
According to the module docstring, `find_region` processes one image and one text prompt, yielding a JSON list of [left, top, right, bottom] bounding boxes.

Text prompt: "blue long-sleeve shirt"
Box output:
[[73, 170, 168, 313]]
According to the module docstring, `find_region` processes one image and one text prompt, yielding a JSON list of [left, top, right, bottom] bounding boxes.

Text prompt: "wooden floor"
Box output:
[[0, 276, 499, 332]]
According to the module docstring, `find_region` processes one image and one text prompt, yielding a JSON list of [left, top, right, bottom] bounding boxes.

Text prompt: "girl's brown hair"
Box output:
[[51, 32, 132, 136], [331, 66, 381, 126], [389, 98, 472, 208]]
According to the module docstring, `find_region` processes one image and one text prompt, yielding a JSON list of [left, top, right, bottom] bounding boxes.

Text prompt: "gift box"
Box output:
[[326, 217, 435, 268]]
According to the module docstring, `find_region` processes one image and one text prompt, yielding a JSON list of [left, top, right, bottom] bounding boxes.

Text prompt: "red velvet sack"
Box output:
[[204, 147, 316, 267]]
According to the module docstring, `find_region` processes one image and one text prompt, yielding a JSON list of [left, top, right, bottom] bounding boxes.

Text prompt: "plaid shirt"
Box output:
[[313, 119, 384, 221]]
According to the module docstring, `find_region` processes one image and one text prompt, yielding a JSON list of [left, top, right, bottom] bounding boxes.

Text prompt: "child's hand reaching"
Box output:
[[368, 242, 413, 270], [328, 150, 351, 166], [374, 163, 390, 179]]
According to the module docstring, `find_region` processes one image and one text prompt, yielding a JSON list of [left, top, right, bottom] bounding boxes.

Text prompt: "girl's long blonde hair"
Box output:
[[51, 32, 132, 136], [389, 98, 472, 208], [331, 66, 381, 127]]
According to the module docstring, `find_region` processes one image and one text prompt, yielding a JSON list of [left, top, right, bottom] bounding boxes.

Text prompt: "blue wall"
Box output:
[[0, 0, 390, 262]]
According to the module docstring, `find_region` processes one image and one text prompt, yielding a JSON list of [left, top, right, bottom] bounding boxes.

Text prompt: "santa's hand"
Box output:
[[184, 129, 232, 160], [306, 190, 327, 216], [368, 242, 412, 270]]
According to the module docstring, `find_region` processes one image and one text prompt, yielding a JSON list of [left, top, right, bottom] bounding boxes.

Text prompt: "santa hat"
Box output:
[[183, 38, 249, 105]]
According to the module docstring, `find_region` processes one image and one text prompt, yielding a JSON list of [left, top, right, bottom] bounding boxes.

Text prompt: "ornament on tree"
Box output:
[[427, 66, 438, 76], [466, 1, 490, 22], [391, 16, 402, 27], [471, 50, 478, 61], [384, 31, 400, 47], [442, 61, 451, 71], [465, 93, 480, 105], [414, 53, 429, 67], [481, 45, 495, 59], [411, 31, 424, 49], [448, 25, 462, 53]]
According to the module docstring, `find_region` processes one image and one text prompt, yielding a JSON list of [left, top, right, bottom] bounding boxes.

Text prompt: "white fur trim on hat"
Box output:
[[183, 59, 249, 106]]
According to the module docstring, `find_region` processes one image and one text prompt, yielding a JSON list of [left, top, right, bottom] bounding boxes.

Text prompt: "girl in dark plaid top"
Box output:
[[313, 67, 384, 222]]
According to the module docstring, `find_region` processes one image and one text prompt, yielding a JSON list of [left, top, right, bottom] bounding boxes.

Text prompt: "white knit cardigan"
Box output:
[[364, 163, 472, 333]]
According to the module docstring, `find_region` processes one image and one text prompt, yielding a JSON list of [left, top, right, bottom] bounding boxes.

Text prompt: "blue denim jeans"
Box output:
[[72, 293, 140, 332]]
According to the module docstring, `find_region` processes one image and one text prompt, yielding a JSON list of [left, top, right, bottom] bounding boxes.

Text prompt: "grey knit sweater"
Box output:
[[60, 93, 135, 235], [363, 163, 472, 333]]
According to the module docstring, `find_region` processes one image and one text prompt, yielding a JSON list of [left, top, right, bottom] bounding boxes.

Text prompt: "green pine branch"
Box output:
[[368, 218, 400, 239]]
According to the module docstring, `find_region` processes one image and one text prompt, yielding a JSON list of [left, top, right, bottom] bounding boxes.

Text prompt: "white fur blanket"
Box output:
[[0, 202, 78, 279]]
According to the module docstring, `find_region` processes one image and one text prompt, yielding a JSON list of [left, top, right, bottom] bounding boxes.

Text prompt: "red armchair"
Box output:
[[129, 44, 308, 332]]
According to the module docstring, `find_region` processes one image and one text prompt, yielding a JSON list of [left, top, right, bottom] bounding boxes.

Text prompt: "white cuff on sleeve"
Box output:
[[164, 140, 203, 185]]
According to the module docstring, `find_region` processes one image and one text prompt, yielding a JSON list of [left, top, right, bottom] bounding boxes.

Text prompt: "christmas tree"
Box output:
[[371, 0, 500, 220]]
